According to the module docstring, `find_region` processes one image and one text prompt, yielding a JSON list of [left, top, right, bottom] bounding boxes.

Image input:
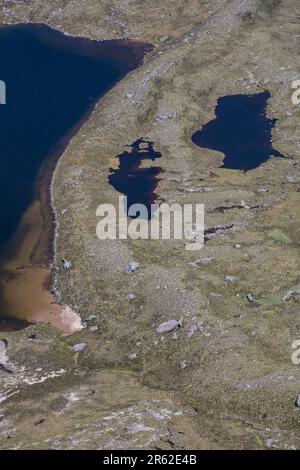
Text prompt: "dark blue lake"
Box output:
[[192, 91, 284, 171], [0, 24, 150, 330], [0, 23, 150, 251]]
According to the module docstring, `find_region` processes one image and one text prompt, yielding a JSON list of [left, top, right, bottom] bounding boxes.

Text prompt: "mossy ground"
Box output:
[[1, 0, 300, 450]]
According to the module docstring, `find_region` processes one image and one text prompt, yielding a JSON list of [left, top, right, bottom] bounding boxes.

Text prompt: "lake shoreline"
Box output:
[[48, 34, 152, 331]]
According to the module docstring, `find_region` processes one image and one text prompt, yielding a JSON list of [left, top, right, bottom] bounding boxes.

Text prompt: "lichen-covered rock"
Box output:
[[73, 342, 87, 352], [62, 258, 72, 270], [156, 320, 180, 333], [126, 262, 140, 273]]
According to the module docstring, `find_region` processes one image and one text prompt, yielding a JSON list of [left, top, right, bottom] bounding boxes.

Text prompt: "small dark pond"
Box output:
[[192, 91, 284, 171], [108, 138, 162, 218]]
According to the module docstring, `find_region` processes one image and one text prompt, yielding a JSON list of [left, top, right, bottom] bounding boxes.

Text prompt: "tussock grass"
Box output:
[[255, 0, 281, 13]]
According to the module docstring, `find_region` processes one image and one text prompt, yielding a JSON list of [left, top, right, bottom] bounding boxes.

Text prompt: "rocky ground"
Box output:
[[1, 0, 300, 449]]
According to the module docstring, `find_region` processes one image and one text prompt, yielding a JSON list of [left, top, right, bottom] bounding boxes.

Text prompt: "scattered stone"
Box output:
[[127, 423, 153, 433], [159, 35, 169, 42], [240, 200, 250, 209], [234, 244, 241, 249], [0, 340, 8, 370], [187, 324, 198, 337], [73, 342, 87, 353], [266, 437, 274, 448], [61, 208, 69, 215], [129, 353, 137, 360], [225, 275, 238, 283], [179, 360, 188, 369], [204, 224, 234, 242], [126, 262, 140, 273], [282, 291, 293, 302], [156, 319, 180, 334], [286, 176, 300, 184], [294, 395, 300, 408], [184, 187, 215, 193], [126, 93, 133, 99], [52, 288, 61, 297], [0, 363, 13, 374], [189, 257, 212, 266], [127, 293, 136, 300], [156, 112, 177, 121], [27, 334, 37, 341], [246, 293, 255, 303], [86, 315, 96, 321], [89, 326, 98, 332], [62, 258, 72, 270]]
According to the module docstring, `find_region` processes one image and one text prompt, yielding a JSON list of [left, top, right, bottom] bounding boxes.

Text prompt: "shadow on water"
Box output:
[[108, 138, 163, 219], [192, 91, 285, 172], [0, 24, 151, 331], [0, 315, 31, 332]]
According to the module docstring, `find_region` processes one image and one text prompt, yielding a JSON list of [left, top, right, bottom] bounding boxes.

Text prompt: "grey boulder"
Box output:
[[156, 319, 180, 334], [62, 258, 72, 270], [126, 262, 140, 273], [73, 342, 87, 353]]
